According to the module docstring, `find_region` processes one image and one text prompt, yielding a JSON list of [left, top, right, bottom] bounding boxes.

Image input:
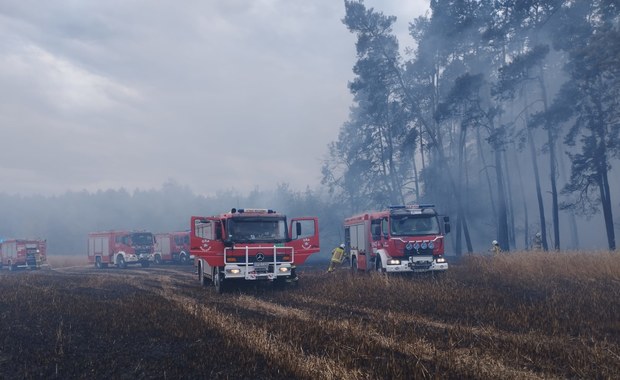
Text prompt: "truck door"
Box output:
[[289, 217, 320, 264], [190, 216, 224, 267]]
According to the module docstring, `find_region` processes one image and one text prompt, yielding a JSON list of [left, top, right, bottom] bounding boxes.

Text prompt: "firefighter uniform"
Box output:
[[532, 233, 542, 250], [327, 244, 346, 273], [491, 240, 502, 255]]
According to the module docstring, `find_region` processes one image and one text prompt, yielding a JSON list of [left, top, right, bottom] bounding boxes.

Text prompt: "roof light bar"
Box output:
[[389, 204, 436, 210], [230, 208, 276, 214]]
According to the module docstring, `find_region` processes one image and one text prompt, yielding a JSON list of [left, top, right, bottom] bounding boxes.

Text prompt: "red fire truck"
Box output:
[[191, 208, 320, 293], [0, 239, 47, 271], [153, 231, 190, 265], [344, 204, 450, 274], [87, 230, 155, 268]]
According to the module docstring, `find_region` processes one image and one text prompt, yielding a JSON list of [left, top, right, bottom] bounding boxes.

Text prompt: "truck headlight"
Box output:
[[278, 267, 289, 273], [436, 257, 446, 263], [227, 268, 241, 274], [387, 259, 401, 265]]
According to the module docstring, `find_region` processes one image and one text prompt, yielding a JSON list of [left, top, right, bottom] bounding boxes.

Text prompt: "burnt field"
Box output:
[[1, 252, 620, 379]]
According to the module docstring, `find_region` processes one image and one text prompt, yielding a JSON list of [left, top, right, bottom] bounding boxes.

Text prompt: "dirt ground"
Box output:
[[1, 253, 619, 379]]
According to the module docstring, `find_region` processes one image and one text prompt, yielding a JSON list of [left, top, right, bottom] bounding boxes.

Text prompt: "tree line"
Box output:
[[323, 0, 619, 253], [0, 182, 344, 258]]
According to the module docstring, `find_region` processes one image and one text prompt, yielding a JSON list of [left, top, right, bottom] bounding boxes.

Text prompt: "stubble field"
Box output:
[[1, 251, 619, 379]]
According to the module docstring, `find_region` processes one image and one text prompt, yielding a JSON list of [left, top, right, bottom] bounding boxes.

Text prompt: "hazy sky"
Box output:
[[0, 0, 429, 196]]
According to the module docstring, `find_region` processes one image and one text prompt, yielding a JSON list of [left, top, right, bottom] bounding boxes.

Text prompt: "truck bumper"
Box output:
[[384, 256, 448, 273], [223, 263, 295, 280]]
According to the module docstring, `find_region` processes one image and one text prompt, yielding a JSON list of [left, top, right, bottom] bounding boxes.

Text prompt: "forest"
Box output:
[[1, 0, 619, 256], [323, 0, 620, 254]]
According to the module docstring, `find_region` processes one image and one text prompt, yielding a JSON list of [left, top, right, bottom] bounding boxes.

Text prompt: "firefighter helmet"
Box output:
[[339, 243, 345, 248], [492, 240, 498, 245]]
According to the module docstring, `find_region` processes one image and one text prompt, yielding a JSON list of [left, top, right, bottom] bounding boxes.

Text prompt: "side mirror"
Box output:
[[295, 222, 302, 237], [223, 234, 233, 247], [444, 223, 451, 234]]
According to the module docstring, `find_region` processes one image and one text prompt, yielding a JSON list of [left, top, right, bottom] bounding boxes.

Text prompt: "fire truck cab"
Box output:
[[191, 208, 320, 293], [344, 204, 450, 274], [87, 230, 155, 269], [0, 239, 48, 271], [153, 231, 190, 265]]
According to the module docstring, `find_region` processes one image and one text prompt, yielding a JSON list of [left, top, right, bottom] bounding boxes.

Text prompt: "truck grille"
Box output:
[[134, 247, 152, 255], [229, 254, 289, 263], [404, 245, 433, 257], [26, 253, 37, 266]]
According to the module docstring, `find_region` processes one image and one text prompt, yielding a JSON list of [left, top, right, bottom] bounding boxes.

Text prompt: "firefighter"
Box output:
[[327, 243, 346, 273], [491, 240, 502, 255], [532, 232, 542, 251]]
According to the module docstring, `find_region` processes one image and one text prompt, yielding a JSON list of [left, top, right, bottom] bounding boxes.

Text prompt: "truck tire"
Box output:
[[376, 256, 385, 273], [141, 261, 150, 268], [180, 252, 189, 265], [213, 267, 225, 294], [95, 257, 103, 269], [154, 254, 162, 265], [8, 261, 15, 272], [199, 264, 210, 286], [117, 255, 127, 269]]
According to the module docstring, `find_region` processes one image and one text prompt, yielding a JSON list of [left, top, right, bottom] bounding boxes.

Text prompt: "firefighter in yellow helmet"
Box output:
[[327, 243, 346, 273], [491, 240, 502, 255]]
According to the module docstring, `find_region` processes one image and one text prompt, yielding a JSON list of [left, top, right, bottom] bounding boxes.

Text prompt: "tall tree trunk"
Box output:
[[538, 70, 560, 250], [526, 125, 549, 251], [512, 146, 530, 250], [524, 91, 549, 251], [502, 149, 517, 249], [454, 122, 468, 256], [412, 148, 420, 201], [494, 147, 510, 251], [477, 128, 497, 219], [600, 168, 616, 250], [557, 140, 580, 249]]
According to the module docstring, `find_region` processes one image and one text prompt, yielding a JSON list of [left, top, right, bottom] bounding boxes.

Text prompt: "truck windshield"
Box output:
[[228, 218, 287, 243], [131, 233, 154, 246], [390, 215, 439, 236]]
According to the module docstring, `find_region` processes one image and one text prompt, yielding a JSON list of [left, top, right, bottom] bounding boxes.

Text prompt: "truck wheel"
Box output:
[[180, 252, 189, 265], [213, 267, 225, 294], [141, 261, 150, 268], [8, 262, 15, 272], [95, 257, 103, 269], [351, 257, 358, 273], [117, 255, 127, 269], [376, 257, 385, 273], [199, 264, 210, 286], [154, 255, 162, 265]]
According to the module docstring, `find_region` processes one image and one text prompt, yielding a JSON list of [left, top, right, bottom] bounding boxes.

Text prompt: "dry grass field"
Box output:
[[1, 251, 619, 379]]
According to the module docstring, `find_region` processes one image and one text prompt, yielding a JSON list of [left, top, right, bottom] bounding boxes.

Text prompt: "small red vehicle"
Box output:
[[344, 204, 450, 274], [87, 230, 155, 268], [191, 208, 320, 293], [153, 231, 190, 265], [0, 239, 47, 271]]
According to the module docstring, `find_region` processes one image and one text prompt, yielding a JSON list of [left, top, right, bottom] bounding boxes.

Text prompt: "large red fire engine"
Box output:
[[153, 231, 190, 265], [0, 239, 47, 271], [191, 208, 320, 293], [344, 204, 450, 274], [87, 230, 155, 268]]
